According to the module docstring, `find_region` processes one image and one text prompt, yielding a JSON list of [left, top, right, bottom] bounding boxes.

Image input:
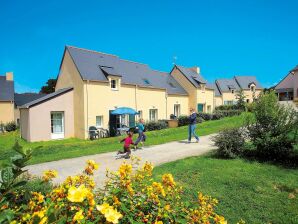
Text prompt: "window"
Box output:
[[111, 79, 118, 90], [224, 101, 233, 105], [138, 110, 143, 118], [174, 104, 181, 117], [201, 84, 205, 91], [51, 112, 64, 139], [143, 78, 151, 85], [246, 99, 250, 103], [250, 85, 255, 92], [231, 89, 234, 94], [169, 82, 176, 88], [149, 109, 158, 121], [96, 116, 103, 127]]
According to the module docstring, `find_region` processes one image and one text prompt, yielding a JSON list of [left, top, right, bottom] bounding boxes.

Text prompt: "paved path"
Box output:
[[26, 134, 216, 186]]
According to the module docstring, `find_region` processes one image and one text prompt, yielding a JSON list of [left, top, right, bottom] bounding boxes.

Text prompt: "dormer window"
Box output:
[[169, 82, 176, 88], [111, 79, 118, 90], [250, 85, 255, 92], [231, 89, 234, 94]]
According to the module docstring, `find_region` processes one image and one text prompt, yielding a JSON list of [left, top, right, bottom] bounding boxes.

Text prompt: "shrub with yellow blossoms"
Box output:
[[0, 158, 228, 224]]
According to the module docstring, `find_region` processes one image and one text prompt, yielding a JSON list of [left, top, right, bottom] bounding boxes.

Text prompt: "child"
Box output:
[[117, 131, 134, 158], [134, 119, 146, 149]]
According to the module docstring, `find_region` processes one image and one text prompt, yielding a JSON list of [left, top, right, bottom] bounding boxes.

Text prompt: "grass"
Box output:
[[0, 114, 249, 167], [153, 155, 298, 224]]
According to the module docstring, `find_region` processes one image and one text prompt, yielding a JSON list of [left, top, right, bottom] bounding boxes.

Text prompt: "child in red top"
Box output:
[[117, 131, 134, 158]]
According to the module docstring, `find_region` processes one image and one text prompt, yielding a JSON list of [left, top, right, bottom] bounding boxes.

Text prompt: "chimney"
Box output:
[[6, 72, 13, 81], [189, 66, 200, 74]]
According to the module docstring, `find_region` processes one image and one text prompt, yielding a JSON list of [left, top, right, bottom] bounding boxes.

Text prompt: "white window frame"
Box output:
[[174, 104, 181, 117], [149, 109, 158, 121], [250, 85, 256, 92], [96, 116, 103, 128], [110, 79, 118, 90], [51, 112, 64, 139]]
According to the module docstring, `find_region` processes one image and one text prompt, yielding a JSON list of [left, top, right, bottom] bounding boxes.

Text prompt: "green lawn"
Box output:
[[0, 114, 249, 167], [153, 155, 298, 224]]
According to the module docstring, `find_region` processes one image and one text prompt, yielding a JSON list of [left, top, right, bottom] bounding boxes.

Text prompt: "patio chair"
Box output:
[[89, 126, 99, 140]]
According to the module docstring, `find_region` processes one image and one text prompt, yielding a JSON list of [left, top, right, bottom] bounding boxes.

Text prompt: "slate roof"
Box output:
[[0, 75, 14, 101], [66, 46, 188, 95], [234, 76, 263, 90], [14, 93, 46, 107], [175, 65, 207, 87], [208, 83, 221, 96], [215, 78, 241, 92], [291, 65, 298, 72], [20, 88, 73, 108]]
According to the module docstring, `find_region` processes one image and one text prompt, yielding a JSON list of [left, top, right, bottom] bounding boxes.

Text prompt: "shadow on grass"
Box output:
[[208, 150, 298, 169]]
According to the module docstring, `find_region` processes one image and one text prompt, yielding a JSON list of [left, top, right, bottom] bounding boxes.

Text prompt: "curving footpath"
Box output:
[[26, 134, 216, 186]]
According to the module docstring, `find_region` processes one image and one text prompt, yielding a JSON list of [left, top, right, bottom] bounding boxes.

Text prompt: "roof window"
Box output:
[[143, 78, 151, 85]]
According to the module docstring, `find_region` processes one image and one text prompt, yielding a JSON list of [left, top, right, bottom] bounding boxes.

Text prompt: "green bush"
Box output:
[[214, 110, 242, 118], [0, 123, 4, 133], [198, 112, 213, 121], [245, 102, 255, 112], [212, 128, 246, 158], [246, 91, 298, 161], [145, 120, 168, 131], [5, 121, 17, 132], [177, 115, 204, 127], [215, 104, 239, 111]]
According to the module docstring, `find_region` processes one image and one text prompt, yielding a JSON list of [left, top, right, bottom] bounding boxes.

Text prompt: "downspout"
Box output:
[[135, 85, 138, 111], [165, 92, 168, 119], [86, 80, 89, 137]]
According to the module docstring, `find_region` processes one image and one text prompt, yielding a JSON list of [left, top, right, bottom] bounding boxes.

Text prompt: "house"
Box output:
[[0, 72, 14, 124], [18, 45, 263, 142], [170, 65, 215, 113], [214, 76, 263, 106], [275, 65, 298, 107]]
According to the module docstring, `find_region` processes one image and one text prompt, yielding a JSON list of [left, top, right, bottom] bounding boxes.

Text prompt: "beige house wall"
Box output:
[[214, 96, 223, 107], [221, 92, 237, 104], [55, 50, 86, 139], [197, 88, 215, 113], [0, 102, 14, 123], [167, 95, 189, 117], [243, 90, 262, 103], [170, 67, 197, 110], [20, 90, 74, 142], [14, 108, 20, 123]]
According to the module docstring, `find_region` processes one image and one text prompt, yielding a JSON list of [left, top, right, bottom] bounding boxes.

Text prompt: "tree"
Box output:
[[40, 79, 57, 94], [235, 89, 246, 110]]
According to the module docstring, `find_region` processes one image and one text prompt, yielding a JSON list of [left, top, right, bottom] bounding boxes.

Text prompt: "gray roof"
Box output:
[[175, 65, 207, 87], [20, 88, 73, 108], [208, 83, 221, 96], [291, 65, 298, 72], [0, 76, 14, 101], [234, 76, 263, 90], [66, 46, 187, 95], [215, 78, 241, 92], [14, 93, 46, 107]]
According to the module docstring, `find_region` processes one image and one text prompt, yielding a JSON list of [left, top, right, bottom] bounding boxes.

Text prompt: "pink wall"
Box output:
[[20, 90, 74, 142]]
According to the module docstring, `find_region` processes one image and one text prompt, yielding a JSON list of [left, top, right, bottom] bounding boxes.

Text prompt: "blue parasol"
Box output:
[[111, 107, 138, 115]]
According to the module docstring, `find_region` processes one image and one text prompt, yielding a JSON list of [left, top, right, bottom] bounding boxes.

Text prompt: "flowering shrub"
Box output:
[[1, 157, 227, 223]]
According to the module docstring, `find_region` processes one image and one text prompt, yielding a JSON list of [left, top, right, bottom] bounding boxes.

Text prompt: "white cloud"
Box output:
[[15, 82, 39, 93]]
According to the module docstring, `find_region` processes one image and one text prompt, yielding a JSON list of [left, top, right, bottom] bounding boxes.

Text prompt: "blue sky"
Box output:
[[1, 0, 297, 93]]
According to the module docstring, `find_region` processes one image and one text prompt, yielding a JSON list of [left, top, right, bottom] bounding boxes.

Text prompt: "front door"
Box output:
[[197, 104, 204, 112], [51, 112, 64, 139]]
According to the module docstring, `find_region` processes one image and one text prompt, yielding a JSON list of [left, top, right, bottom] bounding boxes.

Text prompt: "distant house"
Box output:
[[275, 65, 298, 103], [214, 76, 263, 106], [0, 72, 45, 125], [0, 72, 14, 124]]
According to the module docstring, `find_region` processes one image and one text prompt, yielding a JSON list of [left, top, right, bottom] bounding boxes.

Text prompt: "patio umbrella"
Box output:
[[111, 107, 138, 115]]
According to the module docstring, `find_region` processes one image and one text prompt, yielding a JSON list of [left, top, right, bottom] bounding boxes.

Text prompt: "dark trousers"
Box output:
[[135, 131, 146, 145], [118, 146, 131, 155]]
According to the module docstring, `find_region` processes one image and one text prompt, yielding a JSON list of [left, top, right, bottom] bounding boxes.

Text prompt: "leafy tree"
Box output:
[[40, 78, 57, 94], [246, 91, 298, 161], [235, 89, 246, 110]]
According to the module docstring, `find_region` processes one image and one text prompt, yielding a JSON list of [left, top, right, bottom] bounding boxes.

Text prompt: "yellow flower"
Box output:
[[87, 160, 99, 170], [96, 203, 112, 214], [142, 162, 153, 176], [67, 185, 89, 202], [152, 182, 166, 197], [155, 221, 163, 224], [73, 210, 84, 222], [119, 163, 132, 178], [32, 209, 47, 224], [214, 215, 227, 224], [42, 170, 58, 182], [162, 174, 175, 187], [104, 207, 123, 224]]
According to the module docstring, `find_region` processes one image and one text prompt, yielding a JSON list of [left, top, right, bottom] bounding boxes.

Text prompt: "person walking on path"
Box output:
[[134, 119, 146, 149], [188, 108, 199, 143]]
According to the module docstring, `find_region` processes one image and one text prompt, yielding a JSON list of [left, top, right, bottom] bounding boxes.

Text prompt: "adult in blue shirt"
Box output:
[[188, 108, 199, 143]]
